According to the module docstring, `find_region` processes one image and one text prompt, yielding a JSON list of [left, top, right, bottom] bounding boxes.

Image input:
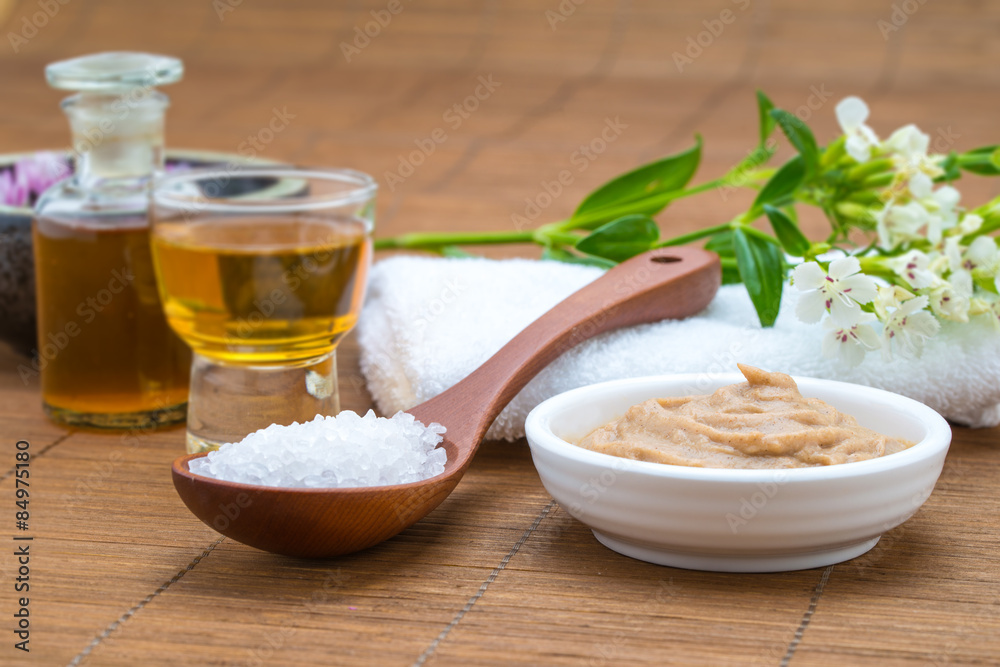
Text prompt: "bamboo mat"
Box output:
[[1, 1, 999, 665]]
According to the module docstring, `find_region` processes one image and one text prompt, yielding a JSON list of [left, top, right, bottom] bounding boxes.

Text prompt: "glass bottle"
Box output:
[[33, 52, 191, 429]]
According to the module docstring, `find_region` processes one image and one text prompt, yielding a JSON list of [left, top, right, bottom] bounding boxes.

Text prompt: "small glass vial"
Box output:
[[33, 52, 191, 429]]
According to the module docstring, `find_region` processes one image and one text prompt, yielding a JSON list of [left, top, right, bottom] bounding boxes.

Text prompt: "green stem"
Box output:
[[736, 224, 781, 245], [655, 223, 732, 247], [847, 158, 894, 182], [554, 177, 731, 233], [537, 230, 582, 247], [858, 256, 896, 281], [861, 172, 894, 188], [374, 229, 534, 251]]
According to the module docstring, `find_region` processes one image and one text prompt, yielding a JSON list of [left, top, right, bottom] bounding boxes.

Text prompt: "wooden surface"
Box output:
[[1, 0, 999, 665]]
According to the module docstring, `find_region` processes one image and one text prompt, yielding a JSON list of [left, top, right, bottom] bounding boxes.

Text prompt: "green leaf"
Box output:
[[937, 151, 961, 181], [721, 264, 743, 285], [732, 227, 784, 327], [756, 91, 776, 147], [574, 215, 659, 262], [770, 109, 819, 173], [752, 156, 805, 212], [703, 230, 735, 257], [571, 137, 702, 225], [542, 246, 617, 269], [762, 205, 810, 256], [957, 145, 1000, 176]]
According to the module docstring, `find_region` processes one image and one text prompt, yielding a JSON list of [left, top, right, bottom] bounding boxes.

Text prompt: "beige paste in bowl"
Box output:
[[576, 364, 914, 469]]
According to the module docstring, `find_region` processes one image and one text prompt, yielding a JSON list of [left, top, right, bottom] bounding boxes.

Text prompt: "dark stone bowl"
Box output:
[[0, 149, 283, 358]]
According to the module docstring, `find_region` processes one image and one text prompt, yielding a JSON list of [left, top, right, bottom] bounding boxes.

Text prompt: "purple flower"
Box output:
[[0, 152, 71, 207]]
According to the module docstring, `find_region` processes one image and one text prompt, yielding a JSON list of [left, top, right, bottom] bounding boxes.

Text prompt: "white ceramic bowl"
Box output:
[[525, 373, 951, 573]]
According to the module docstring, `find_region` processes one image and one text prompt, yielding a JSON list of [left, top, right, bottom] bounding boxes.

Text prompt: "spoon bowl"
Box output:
[[172, 247, 721, 557], [173, 440, 465, 557]]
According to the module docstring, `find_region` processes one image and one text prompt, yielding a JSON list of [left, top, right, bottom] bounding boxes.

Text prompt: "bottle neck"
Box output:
[[62, 90, 169, 192]]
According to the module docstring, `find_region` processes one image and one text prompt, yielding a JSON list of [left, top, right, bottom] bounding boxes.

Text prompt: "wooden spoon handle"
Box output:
[[408, 246, 720, 453]]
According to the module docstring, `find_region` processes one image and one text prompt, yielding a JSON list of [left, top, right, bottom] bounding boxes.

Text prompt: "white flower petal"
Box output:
[[792, 262, 827, 290], [927, 217, 944, 246], [821, 328, 841, 358], [796, 291, 828, 324], [854, 323, 882, 349], [858, 125, 880, 145], [828, 297, 863, 326], [827, 256, 862, 280], [845, 136, 872, 163], [837, 274, 878, 304], [944, 237, 964, 269], [836, 97, 869, 131], [887, 124, 930, 158], [897, 295, 930, 317], [966, 235, 998, 267], [909, 172, 933, 199], [905, 310, 941, 338], [958, 213, 983, 235], [933, 185, 961, 210], [949, 270, 973, 298], [839, 337, 867, 367]]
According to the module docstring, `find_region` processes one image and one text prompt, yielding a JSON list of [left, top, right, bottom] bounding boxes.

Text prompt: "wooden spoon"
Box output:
[[172, 246, 720, 557]]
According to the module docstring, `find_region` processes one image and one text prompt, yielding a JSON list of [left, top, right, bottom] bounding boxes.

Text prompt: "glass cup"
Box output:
[[150, 167, 376, 453]]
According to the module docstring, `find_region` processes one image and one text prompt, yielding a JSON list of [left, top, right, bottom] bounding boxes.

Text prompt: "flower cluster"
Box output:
[[792, 97, 999, 365], [372, 90, 1000, 369], [0, 152, 70, 208]]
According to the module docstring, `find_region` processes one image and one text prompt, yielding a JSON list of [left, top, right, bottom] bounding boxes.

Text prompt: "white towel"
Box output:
[[356, 256, 1000, 440]]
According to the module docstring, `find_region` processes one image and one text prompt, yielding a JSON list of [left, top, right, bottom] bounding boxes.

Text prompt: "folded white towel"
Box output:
[[356, 256, 1000, 440]]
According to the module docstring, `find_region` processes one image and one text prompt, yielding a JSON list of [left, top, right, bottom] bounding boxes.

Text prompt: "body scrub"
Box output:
[[577, 364, 913, 469]]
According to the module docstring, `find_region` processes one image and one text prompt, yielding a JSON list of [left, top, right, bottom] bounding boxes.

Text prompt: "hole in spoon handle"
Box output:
[[409, 247, 721, 452]]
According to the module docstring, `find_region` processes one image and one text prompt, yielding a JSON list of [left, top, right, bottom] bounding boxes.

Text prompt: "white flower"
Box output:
[[873, 284, 915, 321], [836, 97, 880, 163], [822, 314, 881, 366], [928, 283, 970, 323], [793, 256, 879, 325], [888, 250, 941, 290], [961, 235, 999, 272], [885, 124, 930, 161], [945, 235, 1000, 293], [955, 212, 984, 236], [907, 173, 961, 243], [883, 124, 945, 185], [875, 201, 929, 248], [881, 294, 940, 360]]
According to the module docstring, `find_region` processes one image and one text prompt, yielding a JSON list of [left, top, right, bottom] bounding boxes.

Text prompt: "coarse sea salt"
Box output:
[[188, 410, 447, 488]]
